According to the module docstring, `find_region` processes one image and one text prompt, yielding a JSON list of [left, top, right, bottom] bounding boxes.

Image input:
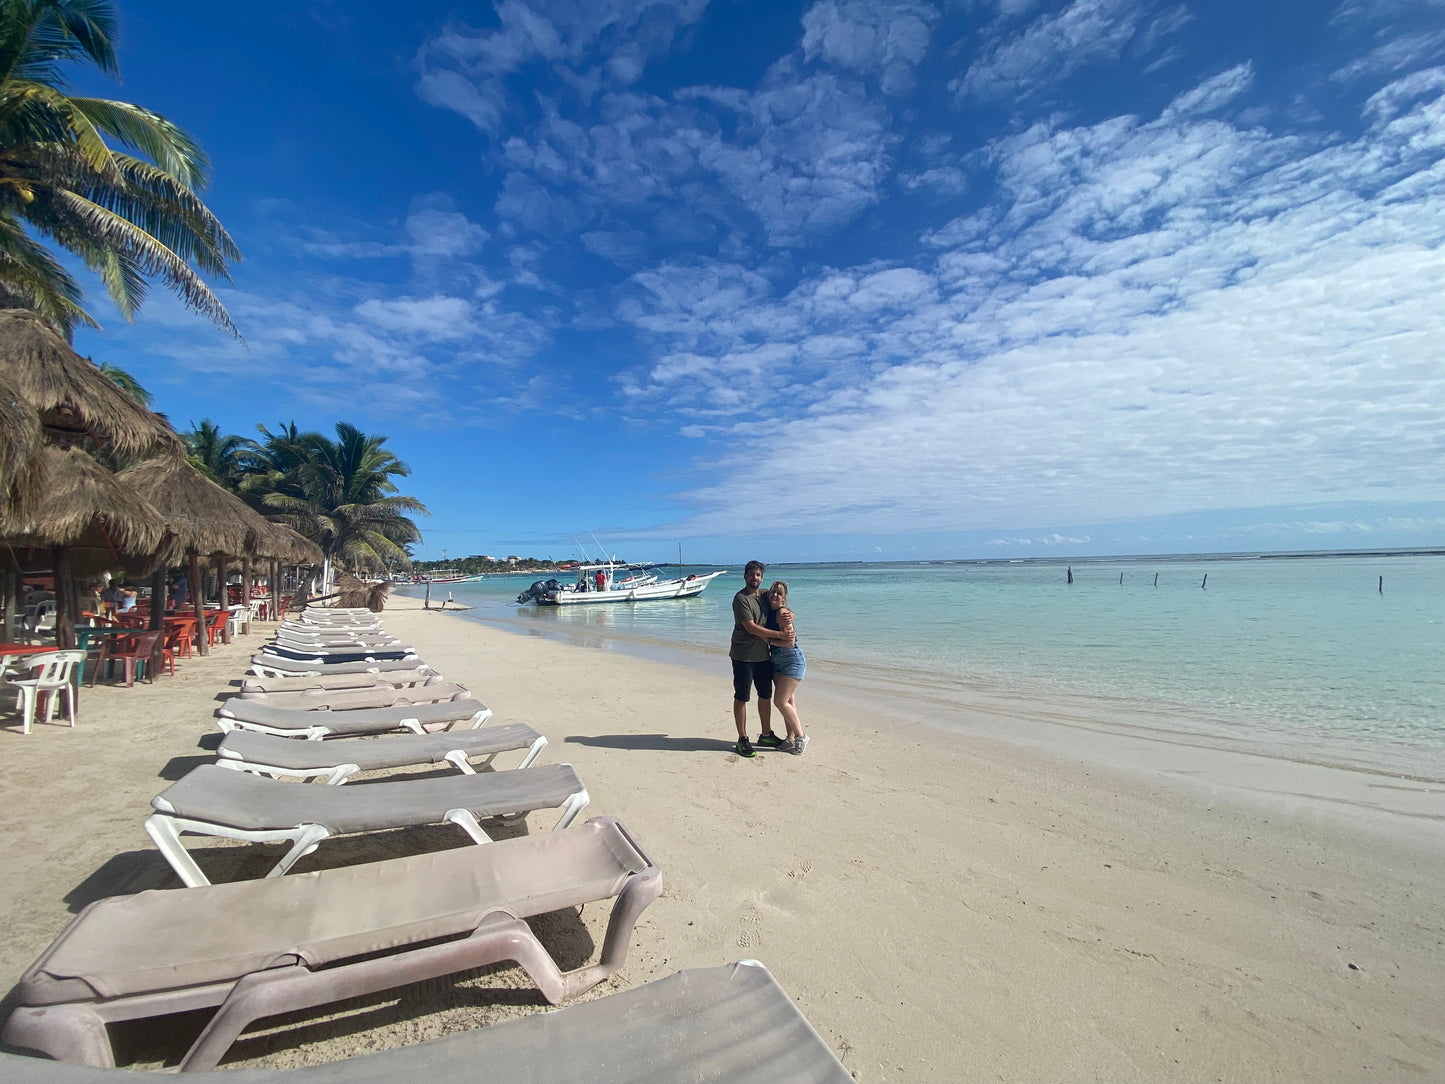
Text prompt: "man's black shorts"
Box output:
[[732, 657, 774, 702]]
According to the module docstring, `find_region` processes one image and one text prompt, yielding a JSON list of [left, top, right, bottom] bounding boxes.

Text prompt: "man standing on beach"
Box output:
[[730, 560, 793, 757]]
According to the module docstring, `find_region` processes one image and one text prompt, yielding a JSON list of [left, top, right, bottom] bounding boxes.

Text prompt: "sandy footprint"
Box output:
[[736, 906, 762, 948]]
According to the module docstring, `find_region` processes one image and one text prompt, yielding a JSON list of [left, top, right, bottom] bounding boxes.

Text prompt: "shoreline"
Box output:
[[406, 594, 1445, 851], [3, 600, 1442, 1080]]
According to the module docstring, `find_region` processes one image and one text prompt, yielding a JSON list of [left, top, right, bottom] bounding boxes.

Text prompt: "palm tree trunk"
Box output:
[[241, 556, 252, 634], [2, 569, 16, 642], [213, 554, 229, 643], [148, 566, 166, 631], [189, 552, 207, 657], [52, 545, 75, 649]]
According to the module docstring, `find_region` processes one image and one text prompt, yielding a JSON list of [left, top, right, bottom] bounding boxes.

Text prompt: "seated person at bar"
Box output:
[[169, 572, 190, 611]]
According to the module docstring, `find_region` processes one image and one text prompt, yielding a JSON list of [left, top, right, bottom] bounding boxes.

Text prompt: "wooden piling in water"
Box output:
[[1067, 566, 1073, 584], [1201, 573, 1207, 589]]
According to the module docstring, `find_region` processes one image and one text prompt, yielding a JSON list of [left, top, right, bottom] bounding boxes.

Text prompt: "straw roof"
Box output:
[[0, 375, 45, 523], [3, 446, 169, 577], [254, 521, 324, 565], [0, 309, 178, 456], [117, 453, 275, 561]]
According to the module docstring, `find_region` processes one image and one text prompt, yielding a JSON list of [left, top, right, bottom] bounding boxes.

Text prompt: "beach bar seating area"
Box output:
[[2, 605, 853, 1080]]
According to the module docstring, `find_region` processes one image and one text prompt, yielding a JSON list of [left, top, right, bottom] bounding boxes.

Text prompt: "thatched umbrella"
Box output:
[[117, 454, 278, 654], [0, 310, 177, 456], [0, 376, 45, 524], [0, 309, 178, 641], [247, 521, 322, 622], [3, 447, 169, 645]]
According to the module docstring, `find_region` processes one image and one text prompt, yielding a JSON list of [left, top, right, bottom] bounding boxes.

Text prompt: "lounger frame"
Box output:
[[4, 818, 662, 1073], [144, 763, 590, 886]]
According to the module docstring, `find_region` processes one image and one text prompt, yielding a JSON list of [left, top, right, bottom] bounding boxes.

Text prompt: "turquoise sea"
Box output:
[[399, 552, 1445, 781]]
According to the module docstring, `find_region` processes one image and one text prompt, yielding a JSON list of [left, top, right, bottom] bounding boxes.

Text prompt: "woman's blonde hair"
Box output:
[[767, 580, 788, 604]]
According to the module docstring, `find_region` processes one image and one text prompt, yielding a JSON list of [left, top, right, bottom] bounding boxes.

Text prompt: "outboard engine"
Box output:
[[517, 579, 566, 604]]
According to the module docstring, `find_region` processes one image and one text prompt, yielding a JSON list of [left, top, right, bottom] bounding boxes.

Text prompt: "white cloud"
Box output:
[[614, 69, 1445, 537], [1162, 62, 1255, 119], [801, 0, 939, 94], [354, 295, 478, 339], [952, 0, 1170, 103]]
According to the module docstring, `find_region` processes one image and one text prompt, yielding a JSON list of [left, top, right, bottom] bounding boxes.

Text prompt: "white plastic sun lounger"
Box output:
[[232, 682, 470, 710], [216, 724, 548, 783], [216, 698, 492, 738], [272, 629, 401, 646], [146, 762, 590, 886], [0, 961, 849, 1082], [237, 669, 443, 695], [1, 818, 659, 1073], [249, 656, 436, 679], [264, 645, 417, 664]]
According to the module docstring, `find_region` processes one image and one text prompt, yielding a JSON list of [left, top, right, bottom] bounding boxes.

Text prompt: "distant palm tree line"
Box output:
[[180, 418, 427, 577]]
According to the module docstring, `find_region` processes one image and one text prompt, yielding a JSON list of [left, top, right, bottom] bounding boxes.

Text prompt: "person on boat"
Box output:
[[765, 582, 807, 755], [729, 560, 793, 758], [595, 569, 607, 592]]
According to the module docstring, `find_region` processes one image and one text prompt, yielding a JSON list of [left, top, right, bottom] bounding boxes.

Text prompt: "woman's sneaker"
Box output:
[[736, 736, 756, 758], [792, 735, 809, 755], [776, 737, 797, 754]]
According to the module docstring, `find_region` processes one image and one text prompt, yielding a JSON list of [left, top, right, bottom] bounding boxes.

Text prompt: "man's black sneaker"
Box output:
[[756, 732, 786, 749], [736, 736, 756, 758]]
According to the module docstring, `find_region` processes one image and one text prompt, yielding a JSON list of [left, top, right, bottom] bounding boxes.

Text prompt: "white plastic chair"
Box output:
[[6, 649, 84, 734], [226, 604, 251, 637]]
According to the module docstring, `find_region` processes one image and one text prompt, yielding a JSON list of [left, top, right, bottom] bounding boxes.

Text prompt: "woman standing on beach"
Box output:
[[767, 582, 808, 755]]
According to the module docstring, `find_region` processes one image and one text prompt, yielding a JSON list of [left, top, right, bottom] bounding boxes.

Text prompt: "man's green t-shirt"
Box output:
[[730, 588, 771, 662]]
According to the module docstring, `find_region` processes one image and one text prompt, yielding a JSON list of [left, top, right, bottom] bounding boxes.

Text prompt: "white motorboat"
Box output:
[[517, 561, 726, 605]]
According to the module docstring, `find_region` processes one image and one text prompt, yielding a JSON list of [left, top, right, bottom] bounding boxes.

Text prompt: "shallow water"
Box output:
[[402, 552, 1445, 779]]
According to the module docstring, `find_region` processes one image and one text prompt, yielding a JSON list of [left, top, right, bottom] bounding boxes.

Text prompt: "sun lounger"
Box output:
[[239, 671, 445, 694], [273, 629, 401, 646], [232, 682, 470, 710], [146, 762, 590, 885], [2, 817, 660, 1072], [0, 960, 848, 1081], [237, 669, 443, 695], [216, 697, 491, 738], [249, 656, 435, 678], [264, 645, 417, 664], [216, 723, 548, 783]]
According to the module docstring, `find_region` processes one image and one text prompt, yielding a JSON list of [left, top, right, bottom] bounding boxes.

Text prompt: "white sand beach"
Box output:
[[2, 596, 1443, 1081]]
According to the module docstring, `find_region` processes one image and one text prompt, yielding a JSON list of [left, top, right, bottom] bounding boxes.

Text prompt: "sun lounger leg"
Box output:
[[179, 912, 549, 1071], [144, 813, 213, 888], [555, 788, 590, 830], [517, 735, 547, 769], [443, 808, 494, 843], [270, 823, 332, 876], [3, 1003, 115, 1068]]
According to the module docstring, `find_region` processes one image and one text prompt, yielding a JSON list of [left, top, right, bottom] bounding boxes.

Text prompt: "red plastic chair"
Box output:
[[105, 631, 163, 687], [204, 609, 229, 647]]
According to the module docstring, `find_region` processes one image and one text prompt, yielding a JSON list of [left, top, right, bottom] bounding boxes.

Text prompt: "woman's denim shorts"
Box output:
[[770, 645, 806, 680]]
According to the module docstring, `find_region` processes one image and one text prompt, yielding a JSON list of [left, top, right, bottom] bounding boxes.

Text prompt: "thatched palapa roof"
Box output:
[[255, 521, 324, 565], [0, 309, 177, 456], [4, 446, 169, 576], [117, 454, 275, 562], [0, 375, 44, 523]]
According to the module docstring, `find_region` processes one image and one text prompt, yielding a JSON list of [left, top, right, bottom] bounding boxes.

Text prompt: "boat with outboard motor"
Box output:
[[517, 560, 726, 605], [411, 568, 485, 585]]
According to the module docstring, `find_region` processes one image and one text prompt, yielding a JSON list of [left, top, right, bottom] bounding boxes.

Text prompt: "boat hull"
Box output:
[[538, 571, 725, 605]]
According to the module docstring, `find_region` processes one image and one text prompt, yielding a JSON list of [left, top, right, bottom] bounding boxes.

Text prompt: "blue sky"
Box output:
[[65, 0, 1445, 564]]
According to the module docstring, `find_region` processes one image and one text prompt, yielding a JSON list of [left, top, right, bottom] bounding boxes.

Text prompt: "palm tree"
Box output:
[[0, 0, 240, 335], [253, 421, 427, 586], [96, 359, 148, 404], [180, 417, 254, 490]]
